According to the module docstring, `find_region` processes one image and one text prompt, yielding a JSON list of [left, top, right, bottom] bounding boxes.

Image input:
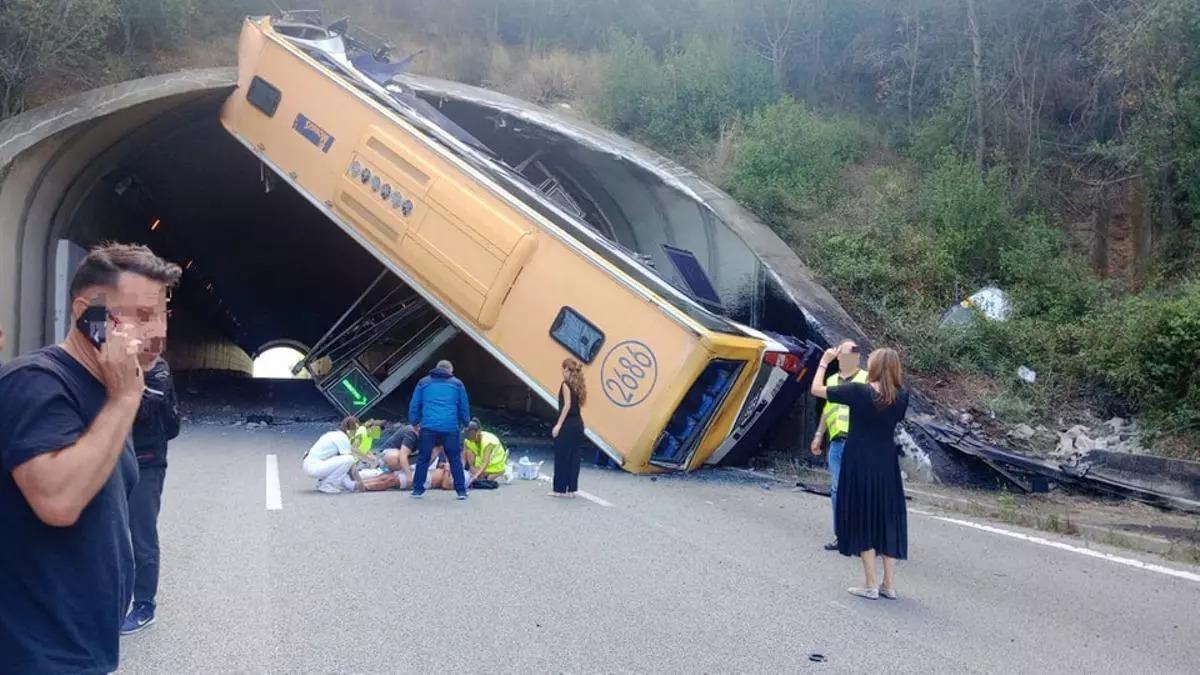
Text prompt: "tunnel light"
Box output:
[[150, 218, 161, 231]]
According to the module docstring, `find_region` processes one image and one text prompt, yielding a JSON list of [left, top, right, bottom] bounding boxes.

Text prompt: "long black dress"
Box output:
[[552, 382, 585, 493], [828, 383, 909, 559]]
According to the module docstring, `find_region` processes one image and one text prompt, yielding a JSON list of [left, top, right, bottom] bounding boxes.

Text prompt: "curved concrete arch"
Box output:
[[0, 63, 975, 478], [0, 68, 238, 357], [0, 66, 869, 368], [251, 338, 311, 361]]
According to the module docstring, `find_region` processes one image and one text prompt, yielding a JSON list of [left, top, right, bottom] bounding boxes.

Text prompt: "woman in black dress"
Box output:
[[550, 357, 587, 498], [811, 345, 909, 600]]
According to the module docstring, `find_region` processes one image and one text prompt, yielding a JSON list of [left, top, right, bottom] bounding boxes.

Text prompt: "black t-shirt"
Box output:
[[0, 346, 138, 674], [381, 425, 418, 452]]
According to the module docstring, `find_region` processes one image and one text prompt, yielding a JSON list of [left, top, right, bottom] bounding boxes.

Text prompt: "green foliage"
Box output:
[[727, 97, 873, 223], [1079, 281, 1200, 430], [0, 0, 117, 116], [1097, 0, 1200, 270], [116, 0, 196, 52], [596, 32, 778, 153]]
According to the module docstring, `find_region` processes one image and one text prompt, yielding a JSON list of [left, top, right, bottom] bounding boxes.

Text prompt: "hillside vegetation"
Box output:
[[3, 0, 1197, 456]]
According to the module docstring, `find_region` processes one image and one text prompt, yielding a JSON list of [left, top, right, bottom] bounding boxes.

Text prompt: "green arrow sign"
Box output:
[[321, 363, 383, 416], [340, 378, 369, 407]]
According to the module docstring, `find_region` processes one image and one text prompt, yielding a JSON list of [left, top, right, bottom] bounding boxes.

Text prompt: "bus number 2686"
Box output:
[[601, 341, 658, 408]]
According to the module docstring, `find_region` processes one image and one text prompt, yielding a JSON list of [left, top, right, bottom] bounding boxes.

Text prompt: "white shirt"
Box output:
[[306, 431, 351, 462]]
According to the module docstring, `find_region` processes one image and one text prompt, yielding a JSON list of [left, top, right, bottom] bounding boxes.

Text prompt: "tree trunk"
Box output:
[[965, 0, 985, 169], [907, 15, 921, 126]]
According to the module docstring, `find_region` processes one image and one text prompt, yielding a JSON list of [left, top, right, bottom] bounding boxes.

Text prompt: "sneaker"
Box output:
[[316, 481, 343, 495], [120, 603, 156, 635], [823, 538, 839, 551], [879, 586, 898, 600], [456, 492, 468, 501], [411, 490, 425, 499], [848, 587, 879, 600]]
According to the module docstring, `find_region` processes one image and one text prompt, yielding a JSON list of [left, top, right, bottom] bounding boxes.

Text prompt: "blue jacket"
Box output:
[[408, 367, 470, 433]]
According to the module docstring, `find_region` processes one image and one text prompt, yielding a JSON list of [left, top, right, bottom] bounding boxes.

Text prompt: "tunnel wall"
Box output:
[[0, 68, 239, 363]]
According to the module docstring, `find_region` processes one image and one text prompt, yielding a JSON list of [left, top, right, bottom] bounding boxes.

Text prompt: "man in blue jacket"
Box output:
[[409, 359, 470, 499]]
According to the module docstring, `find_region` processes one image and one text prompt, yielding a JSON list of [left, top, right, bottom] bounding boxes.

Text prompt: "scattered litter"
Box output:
[[515, 456, 543, 480], [1017, 366, 1037, 384], [940, 286, 1012, 327], [809, 653, 827, 663]]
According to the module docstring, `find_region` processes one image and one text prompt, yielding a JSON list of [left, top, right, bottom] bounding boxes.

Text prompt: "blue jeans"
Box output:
[[413, 428, 466, 496], [828, 437, 846, 536]]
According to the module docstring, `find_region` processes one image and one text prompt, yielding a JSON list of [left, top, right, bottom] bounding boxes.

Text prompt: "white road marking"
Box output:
[[912, 509, 1200, 584], [536, 475, 614, 507], [265, 454, 282, 511]]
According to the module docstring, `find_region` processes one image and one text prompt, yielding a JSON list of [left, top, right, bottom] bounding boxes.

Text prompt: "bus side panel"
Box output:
[[489, 245, 707, 470], [219, 22, 730, 468]]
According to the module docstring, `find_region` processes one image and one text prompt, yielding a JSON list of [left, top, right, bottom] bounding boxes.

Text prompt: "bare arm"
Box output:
[[476, 442, 497, 478], [13, 330, 144, 527], [809, 348, 840, 399], [811, 417, 826, 455], [552, 384, 571, 438], [13, 394, 141, 527]]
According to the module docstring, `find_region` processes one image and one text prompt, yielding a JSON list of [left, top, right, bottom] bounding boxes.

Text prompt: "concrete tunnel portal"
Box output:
[[0, 67, 877, 460]]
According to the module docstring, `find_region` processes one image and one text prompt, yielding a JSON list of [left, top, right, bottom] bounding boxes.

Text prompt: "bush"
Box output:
[[594, 32, 778, 153], [1079, 281, 1200, 429], [728, 97, 874, 223]]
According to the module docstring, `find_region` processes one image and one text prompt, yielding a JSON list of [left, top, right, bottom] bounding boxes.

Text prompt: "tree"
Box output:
[[0, 0, 116, 118], [964, 0, 985, 168]]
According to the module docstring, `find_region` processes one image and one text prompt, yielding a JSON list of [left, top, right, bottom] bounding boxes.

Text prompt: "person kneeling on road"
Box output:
[[302, 417, 359, 494], [463, 418, 508, 486]]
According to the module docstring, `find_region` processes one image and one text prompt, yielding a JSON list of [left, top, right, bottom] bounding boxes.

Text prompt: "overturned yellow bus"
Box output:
[[219, 14, 818, 473]]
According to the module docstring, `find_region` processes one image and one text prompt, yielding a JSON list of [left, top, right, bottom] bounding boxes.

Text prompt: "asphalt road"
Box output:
[[118, 424, 1200, 673]]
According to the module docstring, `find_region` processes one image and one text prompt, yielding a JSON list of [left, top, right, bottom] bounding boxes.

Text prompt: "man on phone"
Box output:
[[810, 341, 867, 552], [0, 243, 180, 673]]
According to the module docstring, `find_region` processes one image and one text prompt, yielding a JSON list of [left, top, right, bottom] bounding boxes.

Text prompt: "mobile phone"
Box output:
[[76, 303, 110, 350]]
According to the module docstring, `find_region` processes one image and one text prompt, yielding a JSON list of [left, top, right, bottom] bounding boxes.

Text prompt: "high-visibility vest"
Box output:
[[353, 426, 380, 454], [822, 369, 868, 440], [465, 431, 508, 473]]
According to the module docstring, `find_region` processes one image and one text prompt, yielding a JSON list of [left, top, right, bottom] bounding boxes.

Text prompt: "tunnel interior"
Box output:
[[63, 91, 382, 368]]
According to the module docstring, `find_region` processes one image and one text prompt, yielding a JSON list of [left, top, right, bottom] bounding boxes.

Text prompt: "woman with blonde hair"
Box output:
[[811, 345, 909, 599], [550, 357, 587, 497]]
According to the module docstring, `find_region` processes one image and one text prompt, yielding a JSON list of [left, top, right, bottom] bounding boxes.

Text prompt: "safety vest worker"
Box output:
[[821, 369, 869, 440], [464, 429, 509, 476]]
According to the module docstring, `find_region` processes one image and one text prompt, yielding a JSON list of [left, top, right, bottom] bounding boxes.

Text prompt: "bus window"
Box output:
[[548, 306, 606, 364], [651, 359, 743, 467], [662, 244, 723, 310]]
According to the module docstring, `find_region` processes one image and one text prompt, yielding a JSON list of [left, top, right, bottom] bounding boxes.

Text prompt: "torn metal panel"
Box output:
[[914, 414, 1200, 514]]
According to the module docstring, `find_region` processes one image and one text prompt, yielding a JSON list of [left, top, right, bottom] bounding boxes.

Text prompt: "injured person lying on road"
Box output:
[[352, 423, 468, 492]]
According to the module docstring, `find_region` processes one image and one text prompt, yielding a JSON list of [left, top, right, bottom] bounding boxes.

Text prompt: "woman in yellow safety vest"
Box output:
[[462, 418, 509, 482]]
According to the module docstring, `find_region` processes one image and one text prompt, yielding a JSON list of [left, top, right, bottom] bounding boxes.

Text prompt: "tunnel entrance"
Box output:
[[0, 68, 849, 464], [252, 345, 309, 380]]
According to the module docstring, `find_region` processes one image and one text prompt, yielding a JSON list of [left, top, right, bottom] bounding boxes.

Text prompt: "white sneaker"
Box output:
[[879, 586, 898, 600], [316, 480, 342, 495], [848, 587, 879, 600]]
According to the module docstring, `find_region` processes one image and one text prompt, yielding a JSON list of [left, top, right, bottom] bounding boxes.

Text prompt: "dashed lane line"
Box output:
[[265, 454, 282, 511]]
